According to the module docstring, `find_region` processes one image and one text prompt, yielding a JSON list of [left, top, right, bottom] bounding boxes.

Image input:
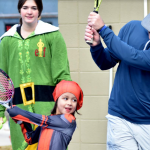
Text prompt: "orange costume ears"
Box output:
[[52, 80, 83, 110]]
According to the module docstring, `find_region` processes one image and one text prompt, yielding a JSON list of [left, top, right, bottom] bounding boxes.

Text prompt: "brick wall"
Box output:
[[58, 0, 145, 150]]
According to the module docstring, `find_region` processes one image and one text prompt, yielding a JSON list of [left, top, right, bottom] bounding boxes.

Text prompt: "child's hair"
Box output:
[[18, 0, 43, 25], [51, 80, 83, 115]]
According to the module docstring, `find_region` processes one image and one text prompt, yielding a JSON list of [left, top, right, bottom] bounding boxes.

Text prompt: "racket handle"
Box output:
[[0, 103, 10, 109], [86, 38, 93, 45], [86, 11, 98, 45], [93, 10, 98, 13]]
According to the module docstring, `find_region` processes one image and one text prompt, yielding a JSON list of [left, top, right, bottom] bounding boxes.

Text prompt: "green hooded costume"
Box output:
[[0, 20, 71, 150]]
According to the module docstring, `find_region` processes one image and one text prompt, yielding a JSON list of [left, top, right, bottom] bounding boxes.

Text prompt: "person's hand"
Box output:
[[84, 25, 101, 46], [88, 12, 105, 31], [0, 116, 7, 129]]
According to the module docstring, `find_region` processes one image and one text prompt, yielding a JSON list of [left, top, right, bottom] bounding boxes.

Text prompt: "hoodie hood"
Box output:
[[0, 20, 59, 40]]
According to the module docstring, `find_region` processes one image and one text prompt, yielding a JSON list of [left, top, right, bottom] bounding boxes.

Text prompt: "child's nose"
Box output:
[[67, 100, 72, 105]]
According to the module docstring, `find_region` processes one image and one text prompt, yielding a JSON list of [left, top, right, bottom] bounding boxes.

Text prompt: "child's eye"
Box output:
[[64, 97, 68, 100], [73, 99, 77, 102]]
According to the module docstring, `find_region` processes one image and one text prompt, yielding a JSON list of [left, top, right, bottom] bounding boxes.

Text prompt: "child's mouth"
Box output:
[[65, 108, 71, 112]]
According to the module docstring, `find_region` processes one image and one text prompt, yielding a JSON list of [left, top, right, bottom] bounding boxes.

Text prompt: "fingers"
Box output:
[[84, 25, 93, 41], [84, 34, 93, 42], [87, 12, 104, 30], [89, 12, 98, 16], [88, 12, 99, 20], [88, 12, 97, 22], [0, 123, 2, 129], [84, 35, 93, 42], [0, 117, 3, 129], [0, 117, 3, 123], [85, 25, 93, 35], [85, 12, 101, 46], [86, 24, 92, 30], [88, 16, 98, 28], [91, 27, 97, 35]]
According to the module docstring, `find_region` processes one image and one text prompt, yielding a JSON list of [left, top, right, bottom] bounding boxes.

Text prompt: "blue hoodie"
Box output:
[[90, 20, 150, 124]]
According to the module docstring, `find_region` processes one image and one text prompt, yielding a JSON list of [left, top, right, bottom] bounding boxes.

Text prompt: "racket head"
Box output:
[[0, 69, 14, 104]]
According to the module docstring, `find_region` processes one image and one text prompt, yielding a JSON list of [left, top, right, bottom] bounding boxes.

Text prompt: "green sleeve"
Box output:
[[0, 38, 8, 73], [0, 38, 8, 117], [0, 105, 5, 118], [50, 31, 72, 84]]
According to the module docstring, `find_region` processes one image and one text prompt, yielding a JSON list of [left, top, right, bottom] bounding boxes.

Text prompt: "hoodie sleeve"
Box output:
[[90, 43, 119, 70], [20, 122, 41, 145], [7, 106, 76, 135], [100, 27, 150, 71], [49, 31, 72, 84]]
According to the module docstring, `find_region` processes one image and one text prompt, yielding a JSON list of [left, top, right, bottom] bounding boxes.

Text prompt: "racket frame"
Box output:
[[0, 69, 22, 124], [0, 69, 14, 108]]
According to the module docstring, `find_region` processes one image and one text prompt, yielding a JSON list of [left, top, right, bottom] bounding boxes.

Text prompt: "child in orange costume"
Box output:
[[7, 80, 83, 150]]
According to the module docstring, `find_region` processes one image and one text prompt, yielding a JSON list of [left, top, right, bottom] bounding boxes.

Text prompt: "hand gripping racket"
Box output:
[[86, 0, 102, 45], [0, 69, 22, 125]]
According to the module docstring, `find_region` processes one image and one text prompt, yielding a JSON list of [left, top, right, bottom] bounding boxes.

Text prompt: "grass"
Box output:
[[0, 146, 12, 150]]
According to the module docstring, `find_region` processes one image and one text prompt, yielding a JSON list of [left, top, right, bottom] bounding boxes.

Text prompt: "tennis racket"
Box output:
[[0, 69, 22, 124], [86, 0, 102, 45], [0, 69, 14, 108]]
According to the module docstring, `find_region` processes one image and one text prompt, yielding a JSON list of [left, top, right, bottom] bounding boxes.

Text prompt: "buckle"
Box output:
[[20, 82, 35, 106]]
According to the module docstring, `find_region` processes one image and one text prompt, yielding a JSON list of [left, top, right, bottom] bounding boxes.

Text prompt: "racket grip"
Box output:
[[86, 38, 93, 45], [86, 11, 98, 45]]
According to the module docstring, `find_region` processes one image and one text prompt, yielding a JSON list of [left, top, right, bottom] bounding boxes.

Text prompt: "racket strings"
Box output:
[[0, 72, 14, 102]]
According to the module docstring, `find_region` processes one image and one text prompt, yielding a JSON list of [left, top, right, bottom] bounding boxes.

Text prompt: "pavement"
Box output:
[[0, 121, 11, 147]]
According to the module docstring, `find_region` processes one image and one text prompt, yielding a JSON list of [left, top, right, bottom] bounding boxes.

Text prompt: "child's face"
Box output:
[[56, 92, 77, 115]]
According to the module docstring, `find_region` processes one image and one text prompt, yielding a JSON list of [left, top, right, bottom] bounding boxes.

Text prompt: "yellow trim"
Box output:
[[20, 82, 35, 106], [37, 39, 44, 57], [25, 143, 38, 150], [25, 125, 38, 150]]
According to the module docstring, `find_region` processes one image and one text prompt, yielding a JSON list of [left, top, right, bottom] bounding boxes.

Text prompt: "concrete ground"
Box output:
[[0, 111, 12, 149], [0, 121, 11, 146], [0, 146, 12, 150]]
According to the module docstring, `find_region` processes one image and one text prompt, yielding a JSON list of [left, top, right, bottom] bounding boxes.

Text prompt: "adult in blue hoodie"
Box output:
[[85, 12, 150, 150]]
